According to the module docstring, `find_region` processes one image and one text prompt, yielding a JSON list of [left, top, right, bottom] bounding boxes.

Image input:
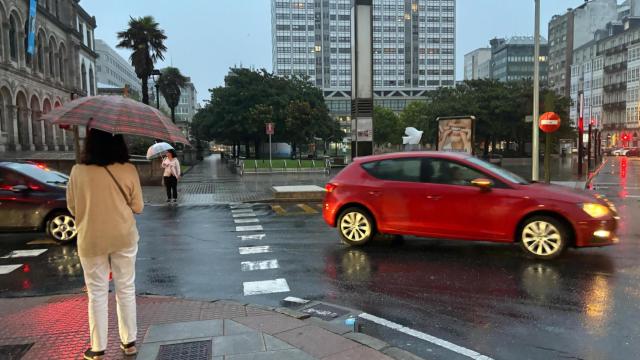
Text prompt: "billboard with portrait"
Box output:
[[436, 116, 475, 154]]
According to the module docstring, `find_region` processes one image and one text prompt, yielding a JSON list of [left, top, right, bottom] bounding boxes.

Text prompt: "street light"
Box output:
[[151, 69, 161, 110], [532, 0, 541, 181]]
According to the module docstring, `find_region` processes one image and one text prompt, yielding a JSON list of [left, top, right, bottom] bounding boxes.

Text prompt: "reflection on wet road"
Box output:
[[0, 157, 638, 359]]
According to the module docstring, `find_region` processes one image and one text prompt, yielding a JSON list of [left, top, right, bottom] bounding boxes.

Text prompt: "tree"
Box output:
[[373, 106, 402, 147], [158, 67, 188, 123], [117, 16, 167, 105]]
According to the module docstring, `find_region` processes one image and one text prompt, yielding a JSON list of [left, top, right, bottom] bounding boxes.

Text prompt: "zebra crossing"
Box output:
[[230, 203, 291, 297], [0, 248, 48, 274]]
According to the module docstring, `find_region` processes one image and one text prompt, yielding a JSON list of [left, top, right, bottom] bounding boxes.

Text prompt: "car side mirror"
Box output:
[[11, 185, 29, 193], [470, 178, 493, 191]]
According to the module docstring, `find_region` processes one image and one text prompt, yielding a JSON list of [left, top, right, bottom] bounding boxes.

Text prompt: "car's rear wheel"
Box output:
[[338, 207, 375, 246], [46, 211, 77, 243], [519, 216, 567, 259]]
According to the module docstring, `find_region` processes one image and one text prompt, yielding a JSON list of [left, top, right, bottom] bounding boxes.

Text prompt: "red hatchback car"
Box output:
[[323, 152, 618, 259]]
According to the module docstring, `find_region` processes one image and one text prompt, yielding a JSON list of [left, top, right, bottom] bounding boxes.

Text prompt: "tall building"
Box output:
[[0, 0, 97, 152], [464, 48, 491, 80], [271, 0, 455, 116], [548, 11, 574, 97], [489, 37, 548, 83], [570, 18, 640, 148], [95, 39, 142, 97]]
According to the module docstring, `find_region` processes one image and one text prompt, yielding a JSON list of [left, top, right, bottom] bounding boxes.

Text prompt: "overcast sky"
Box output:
[[81, 0, 588, 103]]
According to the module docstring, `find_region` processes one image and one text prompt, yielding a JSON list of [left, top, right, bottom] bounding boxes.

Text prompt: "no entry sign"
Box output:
[[266, 122, 274, 135], [539, 112, 561, 133]]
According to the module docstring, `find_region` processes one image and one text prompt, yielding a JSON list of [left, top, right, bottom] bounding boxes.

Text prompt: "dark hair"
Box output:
[[81, 128, 130, 166], [167, 149, 177, 158]]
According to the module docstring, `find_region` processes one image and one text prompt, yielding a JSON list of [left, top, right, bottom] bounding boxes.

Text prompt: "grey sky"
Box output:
[[81, 0, 586, 104]]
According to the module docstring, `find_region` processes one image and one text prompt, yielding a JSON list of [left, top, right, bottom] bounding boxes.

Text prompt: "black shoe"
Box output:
[[84, 348, 105, 359]]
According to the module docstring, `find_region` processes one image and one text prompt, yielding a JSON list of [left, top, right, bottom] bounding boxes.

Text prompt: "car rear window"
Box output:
[[4, 163, 68, 185]]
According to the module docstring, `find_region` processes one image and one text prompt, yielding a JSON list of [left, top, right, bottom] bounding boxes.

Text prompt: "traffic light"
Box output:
[[622, 134, 630, 142]]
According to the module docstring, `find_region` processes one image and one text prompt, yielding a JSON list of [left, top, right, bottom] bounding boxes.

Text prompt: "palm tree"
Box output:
[[116, 16, 167, 105], [157, 67, 188, 123]]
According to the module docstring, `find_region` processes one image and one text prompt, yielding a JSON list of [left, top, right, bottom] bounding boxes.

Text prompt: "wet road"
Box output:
[[1, 157, 639, 359]]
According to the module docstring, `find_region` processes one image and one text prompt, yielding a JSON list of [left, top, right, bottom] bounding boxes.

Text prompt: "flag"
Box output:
[[27, 0, 37, 55]]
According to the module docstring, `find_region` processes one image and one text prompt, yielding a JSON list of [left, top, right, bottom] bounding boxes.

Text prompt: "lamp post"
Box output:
[[151, 69, 161, 110], [532, 0, 541, 181]]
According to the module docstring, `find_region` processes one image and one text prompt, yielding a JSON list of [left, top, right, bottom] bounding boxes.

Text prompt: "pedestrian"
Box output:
[[67, 128, 144, 359], [162, 149, 181, 204]]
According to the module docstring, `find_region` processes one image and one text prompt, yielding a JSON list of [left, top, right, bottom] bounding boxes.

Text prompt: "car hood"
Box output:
[[525, 182, 601, 204]]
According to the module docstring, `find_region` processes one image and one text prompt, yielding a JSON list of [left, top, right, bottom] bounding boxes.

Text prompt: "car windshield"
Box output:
[[5, 163, 69, 185], [466, 157, 529, 185]]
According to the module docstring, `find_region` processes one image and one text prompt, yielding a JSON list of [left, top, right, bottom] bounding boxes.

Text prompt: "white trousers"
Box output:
[[80, 243, 138, 352]]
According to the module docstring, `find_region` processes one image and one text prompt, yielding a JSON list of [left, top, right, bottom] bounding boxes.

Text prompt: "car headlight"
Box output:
[[582, 203, 610, 218]]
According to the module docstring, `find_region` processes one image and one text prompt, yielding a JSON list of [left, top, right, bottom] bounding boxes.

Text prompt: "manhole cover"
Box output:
[[156, 340, 211, 360], [302, 304, 349, 321], [0, 343, 33, 359]]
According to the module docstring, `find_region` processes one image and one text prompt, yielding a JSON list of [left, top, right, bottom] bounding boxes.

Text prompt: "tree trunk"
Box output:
[[141, 78, 149, 105], [171, 107, 176, 123], [254, 139, 261, 159], [483, 136, 490, 156], [491, 136, 497, 153]]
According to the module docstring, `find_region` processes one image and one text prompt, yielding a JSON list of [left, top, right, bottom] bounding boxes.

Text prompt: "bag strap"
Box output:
[[104, 166, 130, 206]]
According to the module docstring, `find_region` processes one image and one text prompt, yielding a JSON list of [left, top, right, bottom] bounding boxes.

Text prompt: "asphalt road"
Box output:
[[0, 157, 639, 360]]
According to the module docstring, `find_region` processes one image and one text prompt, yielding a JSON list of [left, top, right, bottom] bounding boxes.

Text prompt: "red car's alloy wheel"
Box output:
[[520, 216, 567, 259], [339, 208, 374, 246]]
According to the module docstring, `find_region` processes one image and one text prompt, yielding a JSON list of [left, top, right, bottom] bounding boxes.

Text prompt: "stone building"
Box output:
[[0, 0, 97, 152]]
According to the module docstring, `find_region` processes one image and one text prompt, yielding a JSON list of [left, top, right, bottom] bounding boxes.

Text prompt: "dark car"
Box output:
[[626, 148, 640, 157], [0, 162, 76, 242]]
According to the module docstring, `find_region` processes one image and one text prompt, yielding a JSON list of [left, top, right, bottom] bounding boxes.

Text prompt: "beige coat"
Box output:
[[67, 163, 144, 258]]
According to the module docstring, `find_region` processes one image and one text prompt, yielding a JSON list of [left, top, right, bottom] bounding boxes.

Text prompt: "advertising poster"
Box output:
[[437, 116, 475, 154]]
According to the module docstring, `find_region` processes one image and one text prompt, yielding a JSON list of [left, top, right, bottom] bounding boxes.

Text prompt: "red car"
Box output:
[[323, 152, 618, 259]]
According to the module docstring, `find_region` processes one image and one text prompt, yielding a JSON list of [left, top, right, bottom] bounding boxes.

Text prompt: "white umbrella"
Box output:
[[146, 142, 174, 160]]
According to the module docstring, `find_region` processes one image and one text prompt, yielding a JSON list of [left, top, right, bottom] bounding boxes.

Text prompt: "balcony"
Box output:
[[602, 101, 626, 111], [604, 62, 627, 73], [603, 82, 627, 92]]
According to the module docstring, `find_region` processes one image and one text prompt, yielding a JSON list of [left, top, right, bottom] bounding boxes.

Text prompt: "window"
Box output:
[[361, 158, 423, 183], [423, 159, 485, 186], [9, 15, 18, 61], [81, 62, 87, 94]]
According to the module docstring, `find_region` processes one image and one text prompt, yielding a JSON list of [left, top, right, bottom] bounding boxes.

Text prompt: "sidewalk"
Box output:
[[143, 155, 336, 205], [0, 294, 417, 360]]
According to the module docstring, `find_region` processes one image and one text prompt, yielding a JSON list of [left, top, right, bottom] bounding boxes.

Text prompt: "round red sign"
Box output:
[[539, 112, 561, 133]]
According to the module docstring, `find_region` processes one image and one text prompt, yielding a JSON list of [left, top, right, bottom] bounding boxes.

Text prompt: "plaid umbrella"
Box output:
[[40, 95, 189, 144]]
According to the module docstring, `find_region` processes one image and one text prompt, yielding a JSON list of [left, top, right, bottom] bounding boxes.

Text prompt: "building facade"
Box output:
[[95, 39, 141, 97], [149, 76, 198, 139], [0, 0, 97, 152], [547, 11, 574, 97], [489, 36, 548, 83], [271, 0, 455, 117], [570, 19, 640, 148], [464, 48, 491, 80]]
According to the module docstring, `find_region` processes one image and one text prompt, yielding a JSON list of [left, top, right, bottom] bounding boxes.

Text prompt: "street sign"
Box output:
[[266, 122, 274, 135], [539, 112, 561, 133]]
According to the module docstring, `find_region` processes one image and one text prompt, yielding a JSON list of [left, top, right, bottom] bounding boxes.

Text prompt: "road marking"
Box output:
[[297, 203, 318, 214], [236, 225, 264, 232], [1, 249, 48, 258], [0, 264, 23, 275], [233, 212, 256, 218], [230, 204, 253, 210], [239, 246, 271, 255], [238, 234, 267, 241], [27, 239, 58, 245], [283, 296, 310, 304], [234, 218, 260, 224], [243, 278, 290, 296], [271, 205, 286, 215], [626, 195, 640, 198], [232, 209, 255, 214], [359, 313, 494, 360], [315, 203, 323, 209], [241, 259, 279, 271]]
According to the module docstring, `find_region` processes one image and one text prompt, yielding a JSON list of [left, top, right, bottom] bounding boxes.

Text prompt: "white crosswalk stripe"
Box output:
[[1, 249, 48, 258], [243, 278, 290, 296], [236, 225, 263, 232], [238, 234, 266, 241], [241, 259, 279, 271], [232, 209, 255, 214], [239, 246, 271, 255], [0, 264, 23, 275], [234, 218, 260, 224], [233, 212, 256, 218]]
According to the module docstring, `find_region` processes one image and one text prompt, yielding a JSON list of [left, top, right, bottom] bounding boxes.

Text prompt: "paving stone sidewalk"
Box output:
[[0, 294, 420, 360]]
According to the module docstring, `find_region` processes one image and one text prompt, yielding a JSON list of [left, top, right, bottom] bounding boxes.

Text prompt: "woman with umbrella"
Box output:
[[162, 149, 181, 204]]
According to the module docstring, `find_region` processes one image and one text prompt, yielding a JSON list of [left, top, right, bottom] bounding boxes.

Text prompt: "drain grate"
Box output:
[[156, 340, 211, 360], [0, 343, 34, 359]]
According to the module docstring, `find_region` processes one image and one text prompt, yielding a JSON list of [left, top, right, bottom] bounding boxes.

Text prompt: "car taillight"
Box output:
[[325, 183, 337, 193]]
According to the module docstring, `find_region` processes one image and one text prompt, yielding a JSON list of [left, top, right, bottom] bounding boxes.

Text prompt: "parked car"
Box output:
[[323, 152, 618, 260], [626, 148, 640, 157], [611, 148, 630, 156], [0, 162, 76, 242]]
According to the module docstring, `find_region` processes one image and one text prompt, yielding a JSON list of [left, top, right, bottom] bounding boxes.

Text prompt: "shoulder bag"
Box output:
[[104, 166, 131, 207]]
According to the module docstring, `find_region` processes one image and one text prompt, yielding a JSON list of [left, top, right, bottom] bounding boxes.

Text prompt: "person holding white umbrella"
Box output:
[[146, 142, 181, 205]]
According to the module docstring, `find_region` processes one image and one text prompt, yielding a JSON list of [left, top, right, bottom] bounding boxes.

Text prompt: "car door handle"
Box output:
[[426, 195, 442, 200], [368, 191, 381, 197]]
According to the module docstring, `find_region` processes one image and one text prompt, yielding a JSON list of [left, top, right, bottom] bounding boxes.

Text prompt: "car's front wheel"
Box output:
[[338, 207, 375, 246], [46, 211, 77, 243], [519, 216, 567, 259]]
